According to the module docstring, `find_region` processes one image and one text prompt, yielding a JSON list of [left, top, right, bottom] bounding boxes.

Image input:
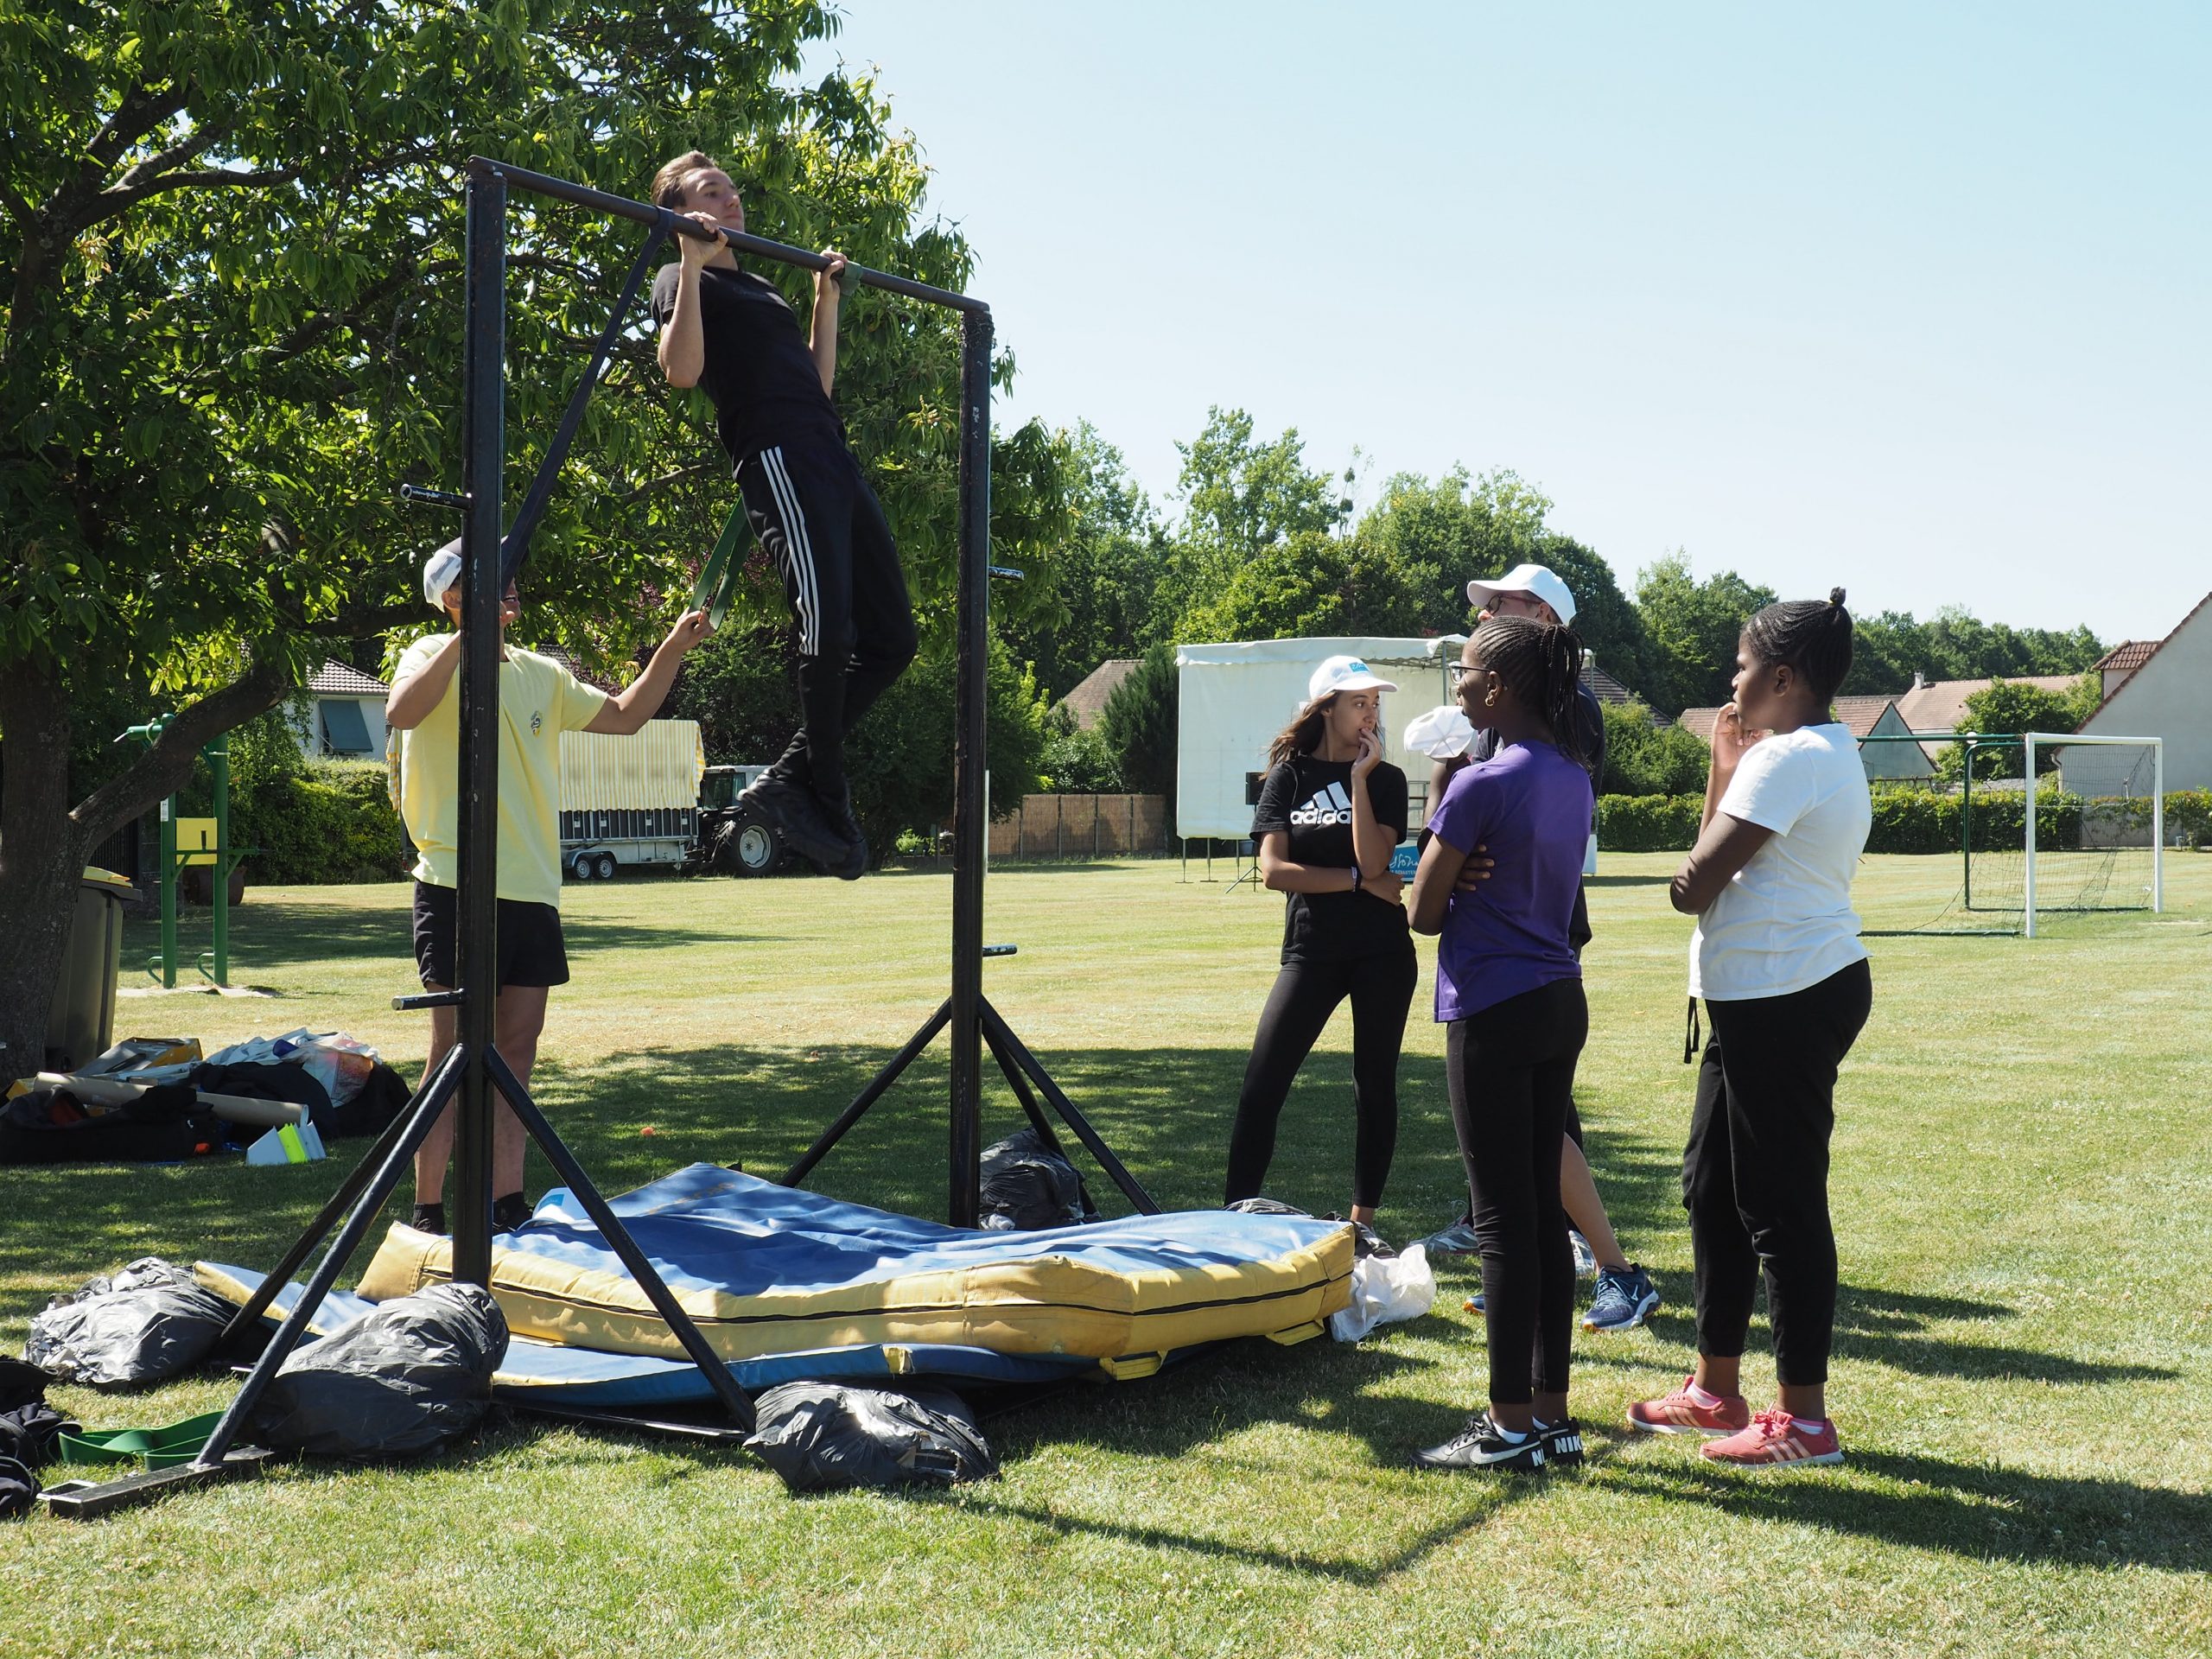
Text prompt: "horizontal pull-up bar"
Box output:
[[467, 156, 989, 315]]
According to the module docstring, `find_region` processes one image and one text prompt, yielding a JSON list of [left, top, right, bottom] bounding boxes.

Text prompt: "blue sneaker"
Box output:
[[1582, 1263, 1660, 1332]]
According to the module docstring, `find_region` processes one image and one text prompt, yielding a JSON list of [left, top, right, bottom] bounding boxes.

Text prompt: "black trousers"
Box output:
[[737, 440, 918, 804], [1448, 978, 1588, 1407], [1684, 958, 1872, 1388], [1224, 945, 1418, 1211]]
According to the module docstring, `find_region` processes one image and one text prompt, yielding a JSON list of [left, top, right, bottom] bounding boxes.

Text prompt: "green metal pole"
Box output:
[[206, 735, 230, 987]]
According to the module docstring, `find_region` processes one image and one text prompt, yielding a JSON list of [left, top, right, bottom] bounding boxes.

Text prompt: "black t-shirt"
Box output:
[[650, 262, 846, 466], [1251, 755, 1412, 963], [1461, 680, 1607, 950]]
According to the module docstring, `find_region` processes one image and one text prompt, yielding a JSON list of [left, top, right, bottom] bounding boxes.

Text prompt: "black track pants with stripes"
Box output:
[[737, 440, 918, 804]]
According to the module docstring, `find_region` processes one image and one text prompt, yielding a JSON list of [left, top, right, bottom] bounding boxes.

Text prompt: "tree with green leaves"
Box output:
[[1154, 408, 1345, 632], [1633, 553, 1779, 715], [1939, 674, 2101, 780], [1096, 641, 1179, 814], [998, 423, 1166, 698], [0, 1, 1066, 1068]]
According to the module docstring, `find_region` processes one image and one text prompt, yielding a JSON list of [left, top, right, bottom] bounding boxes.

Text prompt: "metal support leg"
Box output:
[[482, 1049, 754, 1430], [978, 999, 1159, 1214], [780, 999, 953, 1188]]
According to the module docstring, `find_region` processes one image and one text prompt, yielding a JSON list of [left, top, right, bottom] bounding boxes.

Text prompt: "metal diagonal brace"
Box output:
[[499, 212, 674, 588]]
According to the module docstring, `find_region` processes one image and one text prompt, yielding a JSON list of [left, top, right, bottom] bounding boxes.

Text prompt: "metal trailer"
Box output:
[[557, 720, 704, 881]]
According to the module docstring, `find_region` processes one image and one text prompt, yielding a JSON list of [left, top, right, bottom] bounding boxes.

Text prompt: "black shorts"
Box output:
[[412, 881, 570, 990]]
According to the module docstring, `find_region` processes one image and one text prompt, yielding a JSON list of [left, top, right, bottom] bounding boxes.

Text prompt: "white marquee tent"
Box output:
[[1174, 636, 1466, 840]]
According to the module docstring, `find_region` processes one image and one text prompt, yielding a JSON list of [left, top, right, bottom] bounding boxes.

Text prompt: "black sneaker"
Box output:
[[1535, 1415, 1586, 1468], [1412, 1411, 1546, 1473], [492, 1192, 531, 1233], [822, 795, 869, 881], [409, 1203, 448, 1236], [742, 778, 848, 872]]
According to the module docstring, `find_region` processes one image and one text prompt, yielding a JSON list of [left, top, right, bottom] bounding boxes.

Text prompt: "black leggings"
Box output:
[[737, 440, 918, 804], [1448, 978, 1589, 1407], [1224, 946, 1417, 1211], [1684, 958, 1872, 1387]]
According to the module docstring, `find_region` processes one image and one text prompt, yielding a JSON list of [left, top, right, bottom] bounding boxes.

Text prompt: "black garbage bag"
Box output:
[[1225, 1197, 1313, 1217], [978, 1128, 1098, 1231], [0, 1458, 35, 1521], [24, 1258, 236, 1387], [246, 1283, 506, 1459], [191, 1061, 331, 1135], [745, 1382, 997, 1495]]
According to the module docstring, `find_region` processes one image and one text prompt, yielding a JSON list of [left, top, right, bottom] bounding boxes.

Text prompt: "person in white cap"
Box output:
[[385, 540, 712, 1236], [1433, 563, 1661, 1335], [1224, 656, 1419, 1249]]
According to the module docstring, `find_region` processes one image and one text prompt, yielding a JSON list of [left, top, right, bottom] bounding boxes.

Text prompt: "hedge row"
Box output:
[[230, 760, 409, 885], [1597, 785, 2210, 855]]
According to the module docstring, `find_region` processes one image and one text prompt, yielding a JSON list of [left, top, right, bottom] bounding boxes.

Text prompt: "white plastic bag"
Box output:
[[1328, 1242, 1436, 1341]]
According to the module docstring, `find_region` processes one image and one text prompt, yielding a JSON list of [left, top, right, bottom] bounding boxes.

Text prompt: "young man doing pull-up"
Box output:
[[651, 150, 917, 880]]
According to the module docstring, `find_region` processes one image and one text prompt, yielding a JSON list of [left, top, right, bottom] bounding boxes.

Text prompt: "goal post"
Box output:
[[2023, 732, 2164, 938], [1856, 730, 2164, 937]]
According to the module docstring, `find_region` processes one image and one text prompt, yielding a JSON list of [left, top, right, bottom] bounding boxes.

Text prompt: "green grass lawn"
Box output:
[[4, 851, 2209, 1657]]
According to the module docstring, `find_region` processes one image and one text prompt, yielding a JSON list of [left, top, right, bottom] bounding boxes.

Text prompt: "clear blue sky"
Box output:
[[802, 3, 2208, 645]]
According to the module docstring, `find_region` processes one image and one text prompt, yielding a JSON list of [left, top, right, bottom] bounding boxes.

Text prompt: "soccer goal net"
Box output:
[[1859, 732, 2164, 937]]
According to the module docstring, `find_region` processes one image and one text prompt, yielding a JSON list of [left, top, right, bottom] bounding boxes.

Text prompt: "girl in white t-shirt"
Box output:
[[1627, 588, 1873, 1468]]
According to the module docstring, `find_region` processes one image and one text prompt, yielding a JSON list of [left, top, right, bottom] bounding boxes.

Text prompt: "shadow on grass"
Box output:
[[1604, 1450, 2211, 1573], [120, 897, 775, 977]]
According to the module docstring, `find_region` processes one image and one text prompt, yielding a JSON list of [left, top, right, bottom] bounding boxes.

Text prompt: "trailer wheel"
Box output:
[[592, 850, 618, 881], [569, 852, 596, 881]]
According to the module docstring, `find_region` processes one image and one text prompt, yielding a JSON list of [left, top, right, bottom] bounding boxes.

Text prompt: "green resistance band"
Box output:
[[59, 1410, 226, 1471], [687, 503, 751, 630]]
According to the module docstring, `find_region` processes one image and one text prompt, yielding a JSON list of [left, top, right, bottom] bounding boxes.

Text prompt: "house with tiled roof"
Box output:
[[2072, 590, 2212, 792], [298, 660, 390, 758], [2090, 639, 2159, 702], [1892, 672, 2087, 741], [1678, 695, 1934, 781]]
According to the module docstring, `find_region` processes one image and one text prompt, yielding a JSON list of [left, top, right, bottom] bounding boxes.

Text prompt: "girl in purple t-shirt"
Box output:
[[1405, 616, 1596, 1475]]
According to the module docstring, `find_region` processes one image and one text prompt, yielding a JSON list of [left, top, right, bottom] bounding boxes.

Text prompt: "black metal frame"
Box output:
[[51, 157, 1151, 1516]]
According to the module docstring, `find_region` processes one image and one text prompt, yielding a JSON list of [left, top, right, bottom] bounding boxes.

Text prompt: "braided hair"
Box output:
[[1471, 615, 1587, 768], [1741, 587, 1855, 706]]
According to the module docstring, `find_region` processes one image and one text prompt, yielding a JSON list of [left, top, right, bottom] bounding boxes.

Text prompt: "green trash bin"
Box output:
[[44, 867, 134, 1072]]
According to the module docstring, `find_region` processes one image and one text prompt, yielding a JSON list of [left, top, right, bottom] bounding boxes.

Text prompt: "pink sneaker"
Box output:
[[1700, 1406, 1843, 1467], [1625, 1376, 1751, 1437]]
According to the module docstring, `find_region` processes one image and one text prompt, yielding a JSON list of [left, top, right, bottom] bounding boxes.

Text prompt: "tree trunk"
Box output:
[[0, 658, 92, 1076], [0, 652, 291, 1078]]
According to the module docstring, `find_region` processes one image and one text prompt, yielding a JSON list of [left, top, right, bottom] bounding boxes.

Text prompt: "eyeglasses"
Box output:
[[1447, 664, 1477, 690]]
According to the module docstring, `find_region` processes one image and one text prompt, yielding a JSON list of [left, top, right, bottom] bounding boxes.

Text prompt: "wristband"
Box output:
[[1350, 865, 1363, 893]]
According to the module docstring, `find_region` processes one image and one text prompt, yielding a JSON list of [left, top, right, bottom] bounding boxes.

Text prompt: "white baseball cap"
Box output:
[[1306, 654, 1398, 702], [1465, 562, 1576, 625], [422, 539, 463, 608]]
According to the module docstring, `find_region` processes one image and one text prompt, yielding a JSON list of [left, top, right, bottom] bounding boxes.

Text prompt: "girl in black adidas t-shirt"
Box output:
[[1224, 656, 1419, 1234]]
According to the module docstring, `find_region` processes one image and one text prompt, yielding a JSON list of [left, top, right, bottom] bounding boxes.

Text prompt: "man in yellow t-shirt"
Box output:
[[387, 539, 712, 1236]]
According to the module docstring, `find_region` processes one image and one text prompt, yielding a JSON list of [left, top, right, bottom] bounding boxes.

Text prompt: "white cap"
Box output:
[[1402, 703, 1476, 759], [422, 539, 462, 609], [1306, 654, 1398, 702], [1465, 562, 1576, 625]]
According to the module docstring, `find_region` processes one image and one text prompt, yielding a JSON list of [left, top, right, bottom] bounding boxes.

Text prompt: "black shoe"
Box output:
[[823, 796, 869, 881], [492, 1192, 531, 1233], [741, 778, 847, 872], [1413, 1411, 1547, 1473], [1536, 1416, 1586, 1468], [410, 1203, 448, 1236]]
